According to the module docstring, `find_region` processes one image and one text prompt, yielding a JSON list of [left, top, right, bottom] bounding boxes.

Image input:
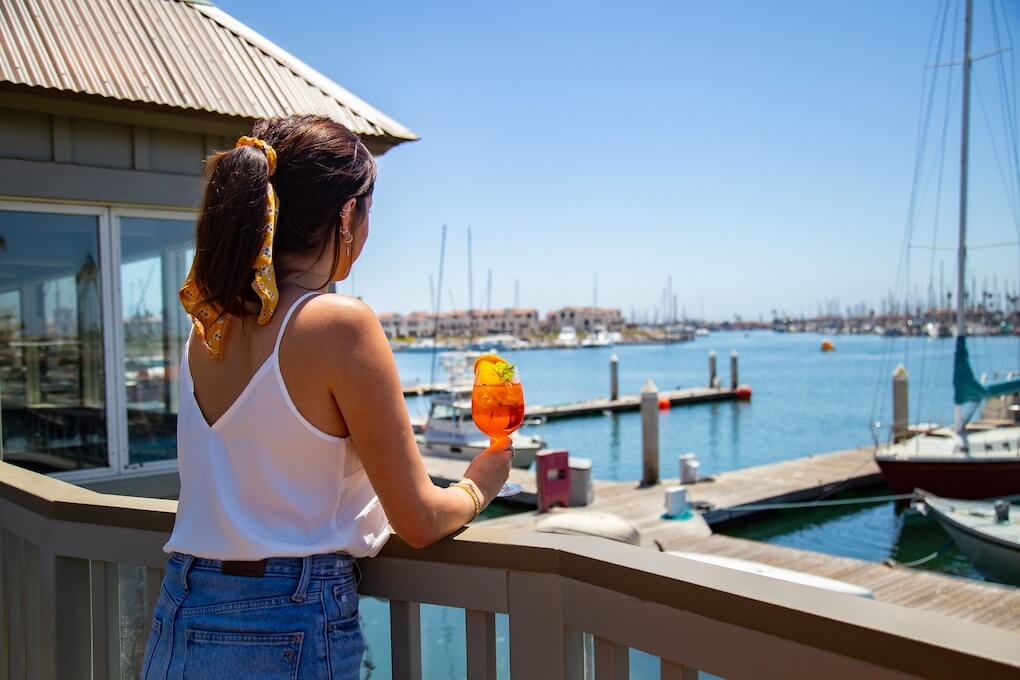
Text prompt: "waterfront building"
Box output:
[[0, 0, 416, 492], [379, 307, 541, 339], [546, 306, 626, 333]]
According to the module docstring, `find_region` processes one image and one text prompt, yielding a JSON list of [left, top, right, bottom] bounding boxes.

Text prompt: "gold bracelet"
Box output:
[[450, 481, 481, 518]]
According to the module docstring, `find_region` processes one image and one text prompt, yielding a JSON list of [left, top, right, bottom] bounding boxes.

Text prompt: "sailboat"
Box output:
[[874, 0, 1020, 500]]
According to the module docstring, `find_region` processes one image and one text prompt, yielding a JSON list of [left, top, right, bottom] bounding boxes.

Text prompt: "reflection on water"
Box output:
[[723, 485, 1008, 585]]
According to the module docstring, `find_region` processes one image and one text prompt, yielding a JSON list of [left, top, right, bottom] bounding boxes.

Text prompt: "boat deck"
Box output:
[[424, 447, 1020, 632]]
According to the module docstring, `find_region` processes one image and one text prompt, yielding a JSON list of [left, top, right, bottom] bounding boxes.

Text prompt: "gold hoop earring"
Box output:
[[341, 228, 354, 259]]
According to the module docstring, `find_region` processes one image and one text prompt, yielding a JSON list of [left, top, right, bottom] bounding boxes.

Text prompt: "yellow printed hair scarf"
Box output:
[[178, 137, 280, 357]]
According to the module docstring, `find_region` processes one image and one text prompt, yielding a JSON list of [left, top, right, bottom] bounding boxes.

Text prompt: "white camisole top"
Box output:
[[164, 292, 390, 561]]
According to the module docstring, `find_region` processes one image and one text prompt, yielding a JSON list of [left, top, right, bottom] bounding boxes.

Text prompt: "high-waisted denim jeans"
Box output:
[[141, 552, 364, 679]]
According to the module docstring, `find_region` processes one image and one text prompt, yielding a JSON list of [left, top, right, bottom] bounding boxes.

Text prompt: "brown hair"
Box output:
[[192, 115, 376, 318]]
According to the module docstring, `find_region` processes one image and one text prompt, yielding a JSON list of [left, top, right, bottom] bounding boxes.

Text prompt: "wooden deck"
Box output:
[[525, 386, 742, 420], [422, 447, 1020, 632]]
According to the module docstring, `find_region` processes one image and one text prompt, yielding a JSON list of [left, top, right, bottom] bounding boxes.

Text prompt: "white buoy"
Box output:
[[664, 486, 688, 517]]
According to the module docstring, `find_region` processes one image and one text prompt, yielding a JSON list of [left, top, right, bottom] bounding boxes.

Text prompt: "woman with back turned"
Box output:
[[141, 115, 511, 679]]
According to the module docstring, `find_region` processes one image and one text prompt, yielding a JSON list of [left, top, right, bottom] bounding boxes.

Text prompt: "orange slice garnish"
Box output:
[[474, 354, 514, 385]]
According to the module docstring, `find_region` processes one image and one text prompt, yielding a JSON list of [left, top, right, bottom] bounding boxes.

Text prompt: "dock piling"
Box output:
[[730, 351, 739, 389], [609, 353, 619, 401], [641, 379, 660, 486], [708, 351, 718, 388], [893, 365, 909, 441]]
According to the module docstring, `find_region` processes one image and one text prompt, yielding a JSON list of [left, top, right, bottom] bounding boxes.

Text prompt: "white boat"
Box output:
[[695, 328, 709, 338], [874, 0, 1020, 500], [916, 492, 1020, 584], [580, 325, 613, 348], [555, 326, 579, 348], [667, 552, 875, 598], [416, 389, 543, 469], [415, 352, 544, 468], [402, 337, 455, 353]]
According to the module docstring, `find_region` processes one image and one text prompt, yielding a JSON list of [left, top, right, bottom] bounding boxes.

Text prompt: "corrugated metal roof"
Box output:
[[0, 0, 417, 148]]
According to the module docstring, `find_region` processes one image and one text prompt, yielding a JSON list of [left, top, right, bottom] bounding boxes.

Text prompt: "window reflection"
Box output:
[[0, 211, 107, 471], [120, 217, 194, 465]]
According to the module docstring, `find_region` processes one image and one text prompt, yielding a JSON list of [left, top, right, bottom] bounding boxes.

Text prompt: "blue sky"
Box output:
[[213, 0, 1019, 321]]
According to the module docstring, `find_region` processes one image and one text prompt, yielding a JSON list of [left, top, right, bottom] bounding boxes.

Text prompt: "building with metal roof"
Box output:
[[0, 0, 417, 491]]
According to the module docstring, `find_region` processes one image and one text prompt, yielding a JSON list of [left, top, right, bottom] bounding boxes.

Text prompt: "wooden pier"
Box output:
[[421, 447, 1020, 632], [526, 386, 744, 420]]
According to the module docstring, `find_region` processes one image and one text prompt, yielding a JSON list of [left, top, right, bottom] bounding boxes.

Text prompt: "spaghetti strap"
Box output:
[[273, 291, 321, 354]]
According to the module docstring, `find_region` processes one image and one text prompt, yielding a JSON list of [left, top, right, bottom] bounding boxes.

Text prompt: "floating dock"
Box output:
[[421, 447, 1020, 632], [526, 386, 744, 420]]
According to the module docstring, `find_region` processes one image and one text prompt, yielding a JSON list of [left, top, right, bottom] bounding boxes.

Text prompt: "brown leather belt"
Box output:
[[220, 559, 267, 577]]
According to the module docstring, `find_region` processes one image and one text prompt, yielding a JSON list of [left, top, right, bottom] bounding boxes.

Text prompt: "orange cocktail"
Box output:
[[472, 354, 525, 497], [472, 382, 525, 439]]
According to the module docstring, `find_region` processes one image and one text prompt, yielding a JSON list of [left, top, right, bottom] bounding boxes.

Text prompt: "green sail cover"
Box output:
[[953, 336, 1020, 405]]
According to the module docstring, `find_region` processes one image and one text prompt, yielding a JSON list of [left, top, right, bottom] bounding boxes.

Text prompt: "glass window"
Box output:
[[0, 210, 108, 472], [119, 216, 194, 466]]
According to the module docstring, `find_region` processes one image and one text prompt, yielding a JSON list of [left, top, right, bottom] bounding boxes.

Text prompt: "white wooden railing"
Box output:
[[1, 461, 1019, 679]]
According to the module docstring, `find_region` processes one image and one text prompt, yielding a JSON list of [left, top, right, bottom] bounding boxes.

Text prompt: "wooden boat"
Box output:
[[916, 492, 1020, 584]]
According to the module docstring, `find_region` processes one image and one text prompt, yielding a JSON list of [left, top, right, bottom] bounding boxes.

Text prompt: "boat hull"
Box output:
[[876, 458, 1020, 498], [417, 438, 540, 469], [921, 495, 1020, 585]]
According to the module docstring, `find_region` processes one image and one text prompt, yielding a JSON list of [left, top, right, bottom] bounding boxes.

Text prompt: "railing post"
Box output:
[[708, 350, 718, 388], [145, 567, 164, 621], [55, 556, 92, 678], [2, 532, 25, 680], [23, 542, 46, 679], [91, 561, 121, 680], [465, 610, 497, 680], [730, 350, 739, 389], [594, 636, 629, 679], [390, 600, 422, 680], [508, 571, 583, 680]]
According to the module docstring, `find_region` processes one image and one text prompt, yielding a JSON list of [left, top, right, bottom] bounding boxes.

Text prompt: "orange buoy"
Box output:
[[821, 339, 835, 352], [658, 397, 671, 410], [735, 385, 752, 401]]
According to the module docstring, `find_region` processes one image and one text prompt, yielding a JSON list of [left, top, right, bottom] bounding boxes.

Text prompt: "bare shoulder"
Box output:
[[298, 293, 380, 332]]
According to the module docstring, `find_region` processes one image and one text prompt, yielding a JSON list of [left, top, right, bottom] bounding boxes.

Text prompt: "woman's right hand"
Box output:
[[464, 437, 513, 507]]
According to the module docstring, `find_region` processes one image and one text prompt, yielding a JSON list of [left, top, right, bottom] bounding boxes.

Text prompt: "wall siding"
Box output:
[[0, 109, 52, 162], [0, 107, 214, 207]]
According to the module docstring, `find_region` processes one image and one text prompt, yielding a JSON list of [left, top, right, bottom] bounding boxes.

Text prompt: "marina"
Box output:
[[421, 447, 1020, 631]]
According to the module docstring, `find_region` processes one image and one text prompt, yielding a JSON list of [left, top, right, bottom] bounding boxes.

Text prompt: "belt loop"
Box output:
[[291, 556, 312, 603], [178, 554, 195, 594], [353, 559, 362, 587]]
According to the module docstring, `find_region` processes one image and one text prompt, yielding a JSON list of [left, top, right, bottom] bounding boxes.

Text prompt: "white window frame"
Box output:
[[0, 199, 196, 482], [110, 207, 196, 475], [0, 199, 119, 482]]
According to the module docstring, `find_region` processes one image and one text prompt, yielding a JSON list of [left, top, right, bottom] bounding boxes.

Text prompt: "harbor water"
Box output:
[[354, 331, 1019, 678]]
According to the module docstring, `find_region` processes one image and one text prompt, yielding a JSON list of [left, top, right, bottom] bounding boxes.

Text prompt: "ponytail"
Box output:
[[192, 145, 273, 318]]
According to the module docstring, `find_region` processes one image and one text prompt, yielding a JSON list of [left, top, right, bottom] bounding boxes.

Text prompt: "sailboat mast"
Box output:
[[954, 0, 974, 431], [956, 0, 973, 337]]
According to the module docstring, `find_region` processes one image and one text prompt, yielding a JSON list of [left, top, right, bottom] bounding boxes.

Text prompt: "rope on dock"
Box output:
[[723, 493, 915, 512], [886, 539, 955, 568]]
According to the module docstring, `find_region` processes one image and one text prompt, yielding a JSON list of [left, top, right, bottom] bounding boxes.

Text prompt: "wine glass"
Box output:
[[471, 354, 525, 497]]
